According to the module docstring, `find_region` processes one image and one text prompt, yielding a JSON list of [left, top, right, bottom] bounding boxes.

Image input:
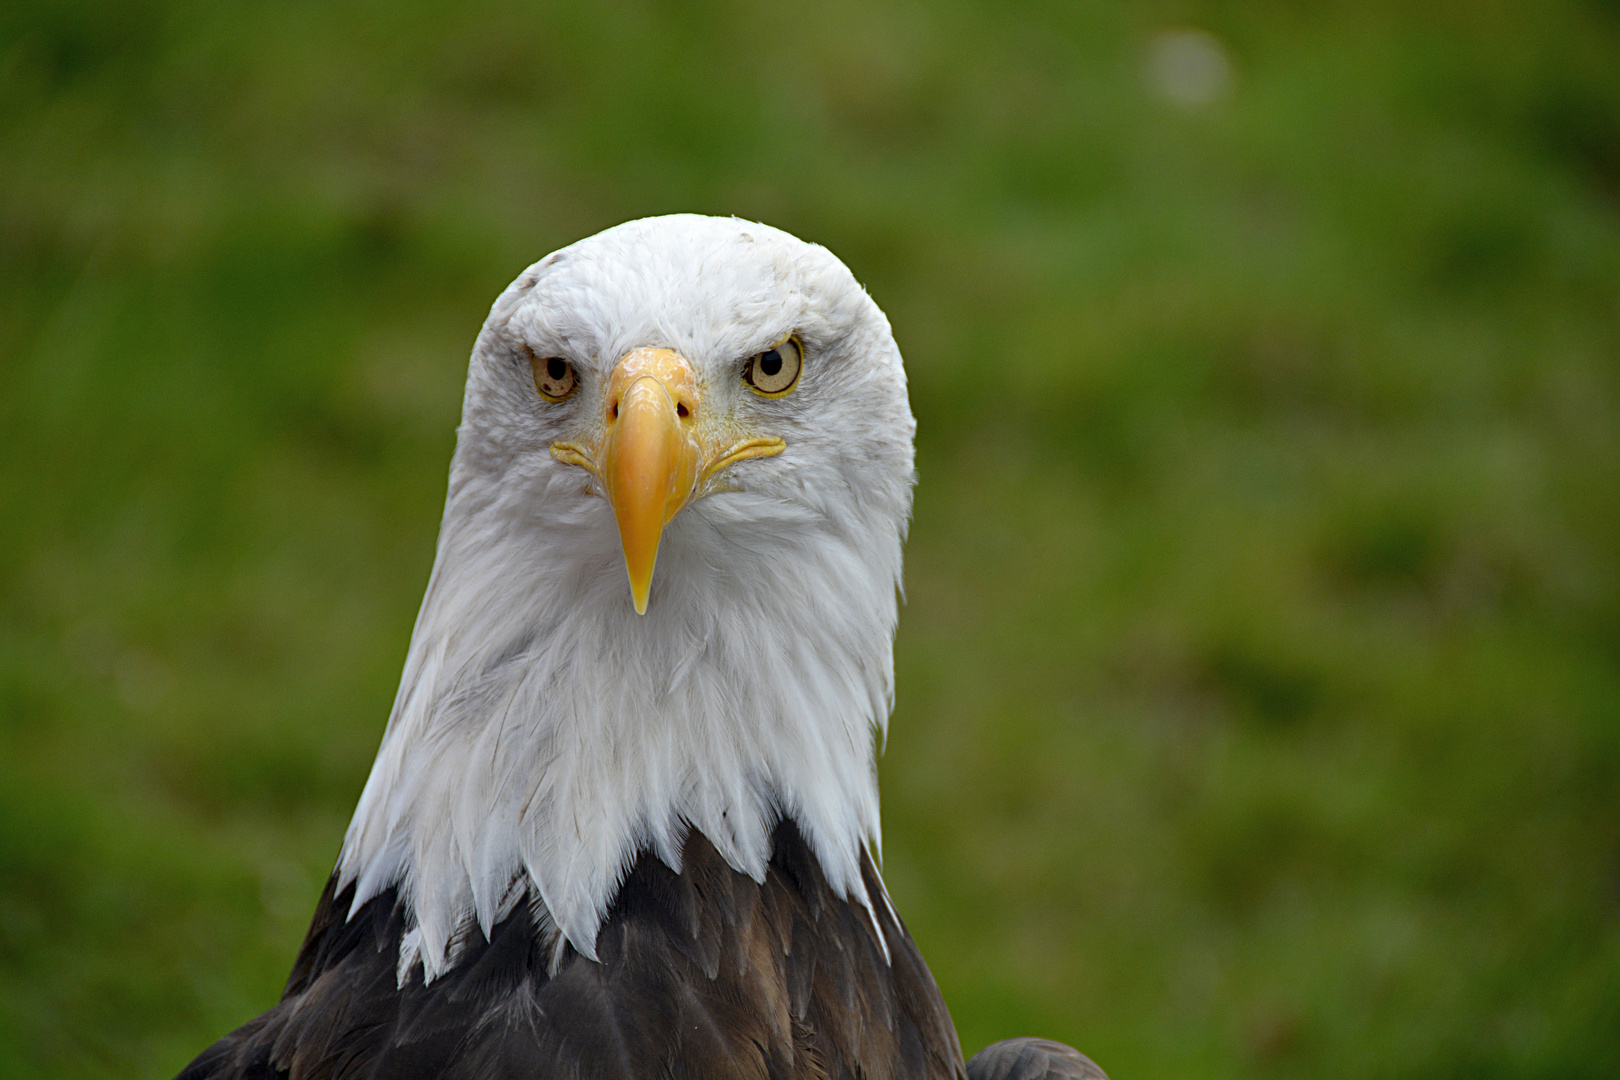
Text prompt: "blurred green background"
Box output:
[[3, 1, 1619, 1077]]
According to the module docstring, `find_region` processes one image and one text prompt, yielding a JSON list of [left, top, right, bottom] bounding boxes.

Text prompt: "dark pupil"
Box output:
[[759, 350, 783, 378], [546, 357, 568, 381]]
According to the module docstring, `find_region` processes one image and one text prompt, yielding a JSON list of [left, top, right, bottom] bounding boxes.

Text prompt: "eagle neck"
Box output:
[[335, 462, 902, 983]]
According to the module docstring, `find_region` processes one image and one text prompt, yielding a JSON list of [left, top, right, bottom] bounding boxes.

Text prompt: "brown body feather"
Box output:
[[179, 820, 967, 1080]]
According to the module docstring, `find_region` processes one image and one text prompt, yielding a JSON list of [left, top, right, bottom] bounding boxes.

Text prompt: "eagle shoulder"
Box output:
[[179, 820, 965, 1080]]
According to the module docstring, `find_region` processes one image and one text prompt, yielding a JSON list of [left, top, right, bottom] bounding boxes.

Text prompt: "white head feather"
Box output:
[[336, 215, 916, 982]]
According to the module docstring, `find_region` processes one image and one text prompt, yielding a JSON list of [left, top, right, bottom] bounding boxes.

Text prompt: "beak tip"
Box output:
[[627, 568, 653, 614]]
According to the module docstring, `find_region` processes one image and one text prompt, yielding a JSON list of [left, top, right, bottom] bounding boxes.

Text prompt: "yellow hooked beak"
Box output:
[[599, 350, 699, 614], [551, 348, 785, 614]]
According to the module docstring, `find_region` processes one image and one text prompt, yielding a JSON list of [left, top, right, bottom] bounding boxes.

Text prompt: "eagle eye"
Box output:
[[743, 335, 802, 397], [530, 351, 577, 401]]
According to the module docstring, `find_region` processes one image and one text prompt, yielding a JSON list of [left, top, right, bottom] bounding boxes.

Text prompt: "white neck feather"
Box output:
[[336, 419, 903, 983]]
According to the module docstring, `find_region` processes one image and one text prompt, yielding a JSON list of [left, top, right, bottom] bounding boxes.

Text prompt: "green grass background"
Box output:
[[3, 1, 1619, 1077]]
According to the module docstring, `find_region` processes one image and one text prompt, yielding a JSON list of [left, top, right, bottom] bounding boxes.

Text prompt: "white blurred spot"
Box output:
[[1147, 29, 1234, 109]]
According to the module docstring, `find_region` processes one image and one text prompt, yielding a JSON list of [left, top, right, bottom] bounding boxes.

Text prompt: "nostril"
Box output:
[[676, 402, 690, 419], [609, 400, 619, 421]]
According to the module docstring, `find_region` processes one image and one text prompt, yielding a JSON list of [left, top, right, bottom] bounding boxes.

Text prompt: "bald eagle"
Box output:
[[180, 216, 1106, 1080]]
